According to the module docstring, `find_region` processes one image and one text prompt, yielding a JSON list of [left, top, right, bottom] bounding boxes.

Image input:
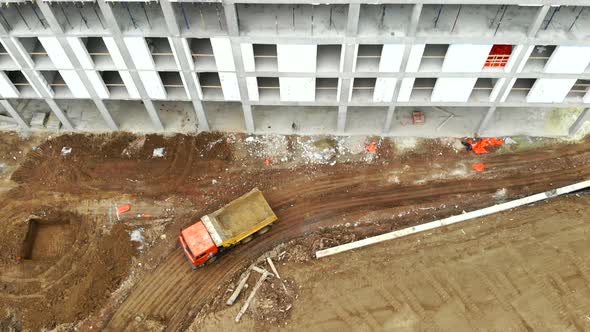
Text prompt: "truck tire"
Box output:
[[241, 235, 254, 244], [257, 226, 271, 235]]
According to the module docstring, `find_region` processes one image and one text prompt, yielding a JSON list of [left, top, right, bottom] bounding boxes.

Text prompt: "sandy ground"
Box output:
[[197, 193, 590, 331], [0, 131, 588, 331]]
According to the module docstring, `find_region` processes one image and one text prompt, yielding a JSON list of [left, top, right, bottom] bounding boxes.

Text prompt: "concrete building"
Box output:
[[0, 1, 589, 137]]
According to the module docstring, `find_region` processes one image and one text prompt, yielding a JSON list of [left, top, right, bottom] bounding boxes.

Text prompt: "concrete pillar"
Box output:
[[337, 3, 361, 133], [475, 107, 496, 137], [223, 3, 255, 132], [37, 2, 118, 131], [0, 37, 73, 130], [384, 4, 422, 134], [480, 5, 551, 135], [97, 0, 164, 131], [0, 99, 28, 129], [569, 108, 590, 136]]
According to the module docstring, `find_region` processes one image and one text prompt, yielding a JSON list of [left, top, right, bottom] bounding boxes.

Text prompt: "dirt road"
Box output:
[[198, 193, 590, 331], [0, 133, 589, 330], [99, 139, 590, 331]]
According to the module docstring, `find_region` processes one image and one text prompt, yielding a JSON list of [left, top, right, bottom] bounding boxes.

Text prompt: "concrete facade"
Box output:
[[0, 1, 589, 137]]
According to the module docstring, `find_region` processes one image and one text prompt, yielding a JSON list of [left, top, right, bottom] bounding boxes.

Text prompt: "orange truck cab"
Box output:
[[179, 188, 278, 270], [179, 221, 218, 269]]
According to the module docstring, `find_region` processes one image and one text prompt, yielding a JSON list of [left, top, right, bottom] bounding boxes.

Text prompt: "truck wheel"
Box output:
[[241, 235, 253, 244], [257, 226, 271, 235], [206, 256, 217, 265]]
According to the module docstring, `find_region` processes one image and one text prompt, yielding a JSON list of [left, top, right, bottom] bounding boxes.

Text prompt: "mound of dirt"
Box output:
[[251, 277, 298, 326], [0, 206, 137, 330]]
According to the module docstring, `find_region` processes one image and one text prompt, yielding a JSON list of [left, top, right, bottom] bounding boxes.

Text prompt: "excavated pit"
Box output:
[[20, 218, 77, 261]]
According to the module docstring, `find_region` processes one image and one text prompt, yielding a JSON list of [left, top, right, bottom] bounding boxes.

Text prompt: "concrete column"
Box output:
[[0, 37, 73, 130], [160, 0, 209, 131], [37, 2, 118, 131], [97, 0, 164, 131], [569, 108, 590, 136], [478, 5, 550, 136], [384, 3, 422, 134], [337, 3, 360, 133], [0, 99, 29, 129], [223, 3, 255, 133]]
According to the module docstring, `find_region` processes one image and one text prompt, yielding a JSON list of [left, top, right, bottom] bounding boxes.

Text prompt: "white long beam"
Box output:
[[316, 179, 590, 259]]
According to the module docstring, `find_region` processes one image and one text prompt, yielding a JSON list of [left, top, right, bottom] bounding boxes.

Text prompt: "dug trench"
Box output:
[[0, 132, 589, 330]]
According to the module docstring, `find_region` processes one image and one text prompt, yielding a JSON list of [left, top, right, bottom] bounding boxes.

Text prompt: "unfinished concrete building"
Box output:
[[0, 1, 589, 137]]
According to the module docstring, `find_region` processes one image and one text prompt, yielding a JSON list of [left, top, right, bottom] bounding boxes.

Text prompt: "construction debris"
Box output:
[[152, 148, 165, 158], [235, 271, 271, 322], [226, 271, 251, 306], [462, 138, 505, 154], [471, 163, 487, 172], [316, 179, 590, 258], [266, 257, 281, 279], [61, 147, 72, 156]]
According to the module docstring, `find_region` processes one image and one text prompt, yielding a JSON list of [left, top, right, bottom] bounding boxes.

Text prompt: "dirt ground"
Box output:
[[0, 131, 588, 331], [197, 193, 590, 331]]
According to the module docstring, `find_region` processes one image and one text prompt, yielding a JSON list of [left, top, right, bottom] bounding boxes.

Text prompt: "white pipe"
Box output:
[[316, 179, 590, 259]]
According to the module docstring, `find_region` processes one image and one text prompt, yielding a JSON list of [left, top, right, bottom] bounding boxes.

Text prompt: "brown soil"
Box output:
[[0, 205, 136, 331], [197, 193, 590, 331], [0, 131, 588, 330]]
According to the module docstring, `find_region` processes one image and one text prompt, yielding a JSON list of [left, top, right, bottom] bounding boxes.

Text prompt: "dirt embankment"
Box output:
[[0, 204, 136, 331], [0, 131, 588, 331]]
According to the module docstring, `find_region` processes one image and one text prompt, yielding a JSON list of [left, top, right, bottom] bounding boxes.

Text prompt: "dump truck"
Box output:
[[179, 188, 277, 269]]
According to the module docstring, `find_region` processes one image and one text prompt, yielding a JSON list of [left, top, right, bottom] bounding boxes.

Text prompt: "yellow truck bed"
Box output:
[[202, 188, 277, 247]]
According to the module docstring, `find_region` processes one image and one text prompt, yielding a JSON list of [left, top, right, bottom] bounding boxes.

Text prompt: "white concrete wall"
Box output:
[[406, 44, 425, 72], [219, 72, 240, 101], [441, 44, 493, 72], [277, 45, 317, 73], [526, 79, 577, 103], [373, 78, 397, 102], [396, 44, 425, 102], [68, 37, 109, 99], [0, 71, 19, 98], [39, 36, 73, 69], [378, 44, 404, 72], [103, 37, 140, 99], [431, 44, 492, 102], [397, 79, 414, 102], [60, 70, 90, 98], [246, 77, 259, 101], [211, 37, 235, 71], [123, 37, 166, 99], [39, 36, 91, 98], [279, 77, 315, 102], [526, 46, 590, 103], [544, 46, 590, 74], [431, 77, 478, 102], [241, 43, 255, 72]]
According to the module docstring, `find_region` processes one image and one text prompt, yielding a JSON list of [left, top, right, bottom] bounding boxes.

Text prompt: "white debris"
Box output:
[[61, 147, 72, 156], [212, 179, 218, 185], [130, 228, 145, 249], [245, 136, 255, 143], [152, 148, 165, 158], [504, 137, 517, 145]]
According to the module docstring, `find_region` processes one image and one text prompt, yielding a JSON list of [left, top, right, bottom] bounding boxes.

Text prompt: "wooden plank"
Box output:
[[266, 257, 281, 279], [226, 271, 251, 306], [235, 272, 269, 322], [316, 179, 590, 259]]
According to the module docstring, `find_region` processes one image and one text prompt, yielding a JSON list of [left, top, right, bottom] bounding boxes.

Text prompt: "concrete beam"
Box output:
[[38, 1, 118, 131], [97, 0, 164, 131], [338, 4, 361, 133], [475, 106, 495, 137], [0, 38, 73, 130], [527, 5, 550, 38], [224, 3, 255, 132], [0, 99, 28, 129], [160, 0, 209, 131], [384, 3, 422, 134], [569, 108, 590, 137]]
